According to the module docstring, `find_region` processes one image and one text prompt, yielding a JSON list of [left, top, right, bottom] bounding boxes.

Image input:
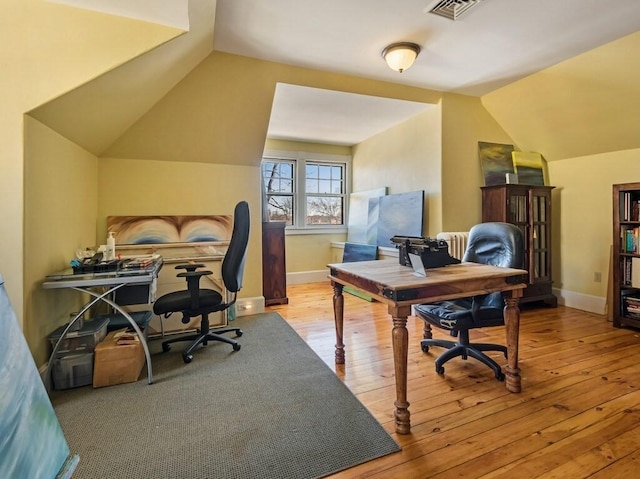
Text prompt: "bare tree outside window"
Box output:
[[262, 160, 294, 224], [262, 156, 347, 228]]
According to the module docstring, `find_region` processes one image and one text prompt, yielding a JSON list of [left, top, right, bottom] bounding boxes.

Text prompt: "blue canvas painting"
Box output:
[[0, 275, 78, 479], [347, 187, 387, 243], [375, 191, 424, 247], [367, 196, 382, 245]]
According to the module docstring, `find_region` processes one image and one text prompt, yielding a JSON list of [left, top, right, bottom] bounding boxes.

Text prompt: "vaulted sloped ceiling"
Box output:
[[28, 0, 640, 164], [29, 0, 216, 156], [483, 31, 640, 162]]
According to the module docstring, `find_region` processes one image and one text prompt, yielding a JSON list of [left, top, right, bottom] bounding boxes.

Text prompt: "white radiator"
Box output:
[[436, 231, 469, 260]]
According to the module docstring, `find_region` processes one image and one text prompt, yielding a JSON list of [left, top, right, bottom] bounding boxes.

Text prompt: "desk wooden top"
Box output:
[[328, 259, 528, 305]]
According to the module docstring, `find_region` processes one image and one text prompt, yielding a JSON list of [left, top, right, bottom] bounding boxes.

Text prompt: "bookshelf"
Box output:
[[613, 182, 640, 329], [481, 184, 557, 306]]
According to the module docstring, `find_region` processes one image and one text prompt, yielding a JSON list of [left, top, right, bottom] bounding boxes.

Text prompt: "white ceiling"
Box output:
[[267, 84, 434, 145], [213, 0, 640, 96], [212, 0, 640, 145], [48, 0, 640, 146]]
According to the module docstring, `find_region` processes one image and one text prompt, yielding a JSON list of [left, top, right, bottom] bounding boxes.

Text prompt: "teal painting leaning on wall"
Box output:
[[0, 275, 78, 478]]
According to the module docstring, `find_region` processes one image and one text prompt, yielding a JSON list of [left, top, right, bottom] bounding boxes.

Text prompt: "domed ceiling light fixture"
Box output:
[[381, 42, 421, 73]]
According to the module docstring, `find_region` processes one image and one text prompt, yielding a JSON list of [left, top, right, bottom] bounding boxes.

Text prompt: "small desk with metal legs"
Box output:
[[328, 259, 527, 435], [42, 259, 163, 389]]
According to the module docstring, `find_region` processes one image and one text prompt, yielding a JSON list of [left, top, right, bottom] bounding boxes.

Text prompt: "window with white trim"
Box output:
[[262, 151, 351, 231]]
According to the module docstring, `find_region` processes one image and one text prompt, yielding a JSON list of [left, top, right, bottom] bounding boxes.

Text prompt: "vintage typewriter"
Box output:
[[390, 235, 461, 269]]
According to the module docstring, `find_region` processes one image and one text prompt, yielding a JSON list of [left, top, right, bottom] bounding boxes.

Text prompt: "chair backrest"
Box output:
[[221, 201, 250, 293], [462, 222, 524, 311], [462, 222, 524, 269]]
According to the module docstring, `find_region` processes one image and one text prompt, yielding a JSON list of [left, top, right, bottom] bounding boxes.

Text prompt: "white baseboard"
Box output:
[[553, 287, 606, 315], [287, 270, 329, 285]]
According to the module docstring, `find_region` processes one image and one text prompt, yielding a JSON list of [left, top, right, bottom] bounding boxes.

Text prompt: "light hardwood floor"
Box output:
[[267, 282, 640, 479]]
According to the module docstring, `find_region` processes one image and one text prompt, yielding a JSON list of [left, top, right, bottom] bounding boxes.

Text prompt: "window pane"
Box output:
[[263, 161, 294, 193], [280, 163, 293, 177], [306, 178, 318, 194], [267, 195, 293, 225], [306, 164, 318, 179], [318, 165, 331, 179], [306, 196, 343, 225], [318, 179, 331, 194]]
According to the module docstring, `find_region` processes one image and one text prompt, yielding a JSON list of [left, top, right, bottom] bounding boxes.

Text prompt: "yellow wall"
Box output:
[[1, 0, 181, 325], [548, 149, 640, 298], [482, 31, 640, 306], [265, 139, 352, 158], [352, 95, 514, 236], [481, 30, 640, 162], [440, 93, 516, 232], [97, 157, 263, 300], [352, 107, 443, 236], [104, 51, 443, 166], [24, 117, 99, 365]]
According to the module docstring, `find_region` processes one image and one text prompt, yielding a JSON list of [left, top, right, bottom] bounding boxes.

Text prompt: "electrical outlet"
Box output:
[[594, 272, 602, 283]]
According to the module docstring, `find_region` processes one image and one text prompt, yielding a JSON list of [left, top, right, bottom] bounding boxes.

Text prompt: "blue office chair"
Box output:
[[414, 222, 524, 380], [153, 201, 250, 363]]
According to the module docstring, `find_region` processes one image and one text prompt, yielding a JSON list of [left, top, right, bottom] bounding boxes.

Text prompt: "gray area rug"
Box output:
[[51, 312, 400, 478]]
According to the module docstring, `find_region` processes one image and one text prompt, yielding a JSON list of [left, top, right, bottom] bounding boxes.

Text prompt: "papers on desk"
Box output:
[[409, 253, 427, 277], [123, 257, 154, 269], [121, 254, 161, 270]]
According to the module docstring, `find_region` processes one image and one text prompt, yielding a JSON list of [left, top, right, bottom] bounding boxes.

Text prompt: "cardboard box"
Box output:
[[93, 330, 144, 388]]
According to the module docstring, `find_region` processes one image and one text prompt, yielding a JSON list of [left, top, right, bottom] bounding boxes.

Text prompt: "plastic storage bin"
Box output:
[[52, 352, 94, 390], [48, 317, 109, 354]]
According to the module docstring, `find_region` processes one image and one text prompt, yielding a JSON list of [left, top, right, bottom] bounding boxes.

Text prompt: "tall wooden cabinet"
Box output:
[[481, 184, 557, 306], [612, 182, 640, 329], [262, 221, 289, 306]]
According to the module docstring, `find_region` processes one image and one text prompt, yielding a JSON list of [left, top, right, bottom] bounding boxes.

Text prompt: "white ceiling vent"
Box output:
[[427, 0, 485, 21]]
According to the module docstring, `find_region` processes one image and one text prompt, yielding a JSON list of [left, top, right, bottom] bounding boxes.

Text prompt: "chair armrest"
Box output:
[[176, 267, 212, 310], [175, 263, 206, 272]]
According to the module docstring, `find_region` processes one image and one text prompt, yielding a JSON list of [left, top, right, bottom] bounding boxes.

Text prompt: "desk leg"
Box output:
[[504, 294, 522, 393], [391, 308, 411, 434], [332, 282, 345, 364]]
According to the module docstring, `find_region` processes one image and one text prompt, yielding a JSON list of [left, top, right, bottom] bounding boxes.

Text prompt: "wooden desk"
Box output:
[[328, 259, 527, 435]]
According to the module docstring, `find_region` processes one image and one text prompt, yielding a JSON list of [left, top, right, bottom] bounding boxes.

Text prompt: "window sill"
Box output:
[[285, 227, 347, 236]]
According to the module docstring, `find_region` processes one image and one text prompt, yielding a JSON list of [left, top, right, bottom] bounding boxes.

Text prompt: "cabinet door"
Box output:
[[262, 221, 288, 305], [529, 188, 552, 284]]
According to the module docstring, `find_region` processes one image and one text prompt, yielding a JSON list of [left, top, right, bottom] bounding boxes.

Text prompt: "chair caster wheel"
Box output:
[[232, 343, 241, 352], [436, 365, 445, 375], [421, 343, 429, 353], [236, 330, 243, 337], [162, 343, 171, 352], [183, 354, 193, 364], [496, 372, 505, 381]]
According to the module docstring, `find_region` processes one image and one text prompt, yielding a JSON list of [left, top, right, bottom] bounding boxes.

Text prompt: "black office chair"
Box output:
[[153, 201, 250, 363], [414, 222, 524, 381]]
